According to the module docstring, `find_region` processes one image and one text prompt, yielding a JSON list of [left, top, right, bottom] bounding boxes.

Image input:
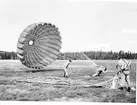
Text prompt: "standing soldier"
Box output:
[[115, 55, 131, 92], [63, 60, 72, 78]]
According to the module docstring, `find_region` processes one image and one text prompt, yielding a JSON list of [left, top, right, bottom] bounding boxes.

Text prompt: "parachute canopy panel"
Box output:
[[17, 22, 62, 69]]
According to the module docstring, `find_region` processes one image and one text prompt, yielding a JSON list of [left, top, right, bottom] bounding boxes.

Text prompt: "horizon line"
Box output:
[[0, 50, 136, 53]]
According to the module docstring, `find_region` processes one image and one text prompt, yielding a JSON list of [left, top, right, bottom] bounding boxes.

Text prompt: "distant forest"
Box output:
[[0, 50, 136, 60], [0, 51, 18, 60], [58, 51, 137, 60]]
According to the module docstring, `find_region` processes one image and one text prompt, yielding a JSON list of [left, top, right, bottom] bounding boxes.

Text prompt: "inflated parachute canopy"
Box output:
[[17, 22, 62, 69]]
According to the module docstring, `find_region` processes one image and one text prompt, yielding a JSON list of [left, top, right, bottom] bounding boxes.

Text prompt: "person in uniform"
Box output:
[[115, 56, 131, 91], [92, 65, 107, 77], [63, 60, 72, 78]]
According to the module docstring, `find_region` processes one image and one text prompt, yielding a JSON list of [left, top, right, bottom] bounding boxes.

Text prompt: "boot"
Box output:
[[127, 87, 131, 92]]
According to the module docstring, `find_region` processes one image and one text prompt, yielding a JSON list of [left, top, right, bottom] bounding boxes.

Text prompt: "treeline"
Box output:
[[58, 50, 137, 60], [0, 51, 18, 60], [0, 50, 136, 60]]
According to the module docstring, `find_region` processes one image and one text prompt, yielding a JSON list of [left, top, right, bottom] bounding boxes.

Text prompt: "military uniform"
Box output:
[[63, 60, 72, 78], [116, 58, 131, 91], [92, 65, 107, 77]]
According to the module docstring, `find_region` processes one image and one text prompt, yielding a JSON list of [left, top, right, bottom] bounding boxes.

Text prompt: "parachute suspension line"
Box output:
[[80, 52, 91, 60]]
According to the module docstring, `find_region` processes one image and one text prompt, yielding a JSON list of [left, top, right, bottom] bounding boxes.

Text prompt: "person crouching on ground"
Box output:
[[92, 65, 107, 77]]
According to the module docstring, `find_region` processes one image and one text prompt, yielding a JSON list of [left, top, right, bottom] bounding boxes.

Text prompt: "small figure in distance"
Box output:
[[92, 65, 107, 77], [63, 60, 72, 78]]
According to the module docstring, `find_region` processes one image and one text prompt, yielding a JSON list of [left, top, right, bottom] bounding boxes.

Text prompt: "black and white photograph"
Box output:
[[0, 0, 136, 103]]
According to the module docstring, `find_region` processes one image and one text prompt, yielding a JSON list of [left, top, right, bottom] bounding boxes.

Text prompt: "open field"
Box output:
[[0, 60, 136, 102]]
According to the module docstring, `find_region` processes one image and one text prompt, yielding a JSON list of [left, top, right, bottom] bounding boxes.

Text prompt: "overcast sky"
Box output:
[[0, 0, 137, 53]]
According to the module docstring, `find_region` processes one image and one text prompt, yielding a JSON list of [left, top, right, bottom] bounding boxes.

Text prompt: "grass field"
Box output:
[[0, 60, 136, 102]]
